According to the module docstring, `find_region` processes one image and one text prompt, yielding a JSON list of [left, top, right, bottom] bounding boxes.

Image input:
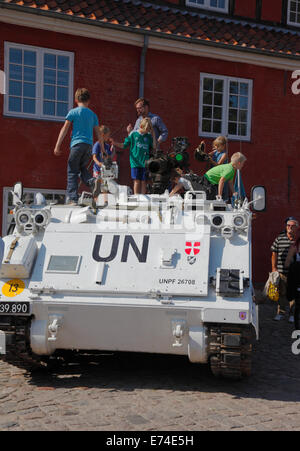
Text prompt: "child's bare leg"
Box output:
[[134, 180, 141, 194], [141, 180, 146, 194]]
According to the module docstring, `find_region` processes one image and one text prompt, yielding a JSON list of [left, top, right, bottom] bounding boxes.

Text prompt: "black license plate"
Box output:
[[0, 302, 31, 315]]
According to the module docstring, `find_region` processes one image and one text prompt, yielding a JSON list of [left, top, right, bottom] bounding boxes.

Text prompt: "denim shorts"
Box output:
[[131, 167, 146, 181]]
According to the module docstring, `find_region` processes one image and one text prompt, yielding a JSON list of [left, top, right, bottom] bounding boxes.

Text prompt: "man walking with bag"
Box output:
[[271, 217, 298, 322]]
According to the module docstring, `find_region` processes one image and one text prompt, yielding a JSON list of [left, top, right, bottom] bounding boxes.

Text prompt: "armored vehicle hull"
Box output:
[[0, 184, 262, 379]]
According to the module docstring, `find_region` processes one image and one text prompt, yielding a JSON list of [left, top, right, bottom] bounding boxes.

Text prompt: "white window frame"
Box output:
[[287, 0, 300, 26], [199, 73, 253, 141], [4, 42, 74, 121], [186, 0, 229, 13], [2, 187, 66, 235]]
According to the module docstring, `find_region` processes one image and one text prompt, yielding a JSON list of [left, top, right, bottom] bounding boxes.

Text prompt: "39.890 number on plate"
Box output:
[[0, 302, 30, 314]]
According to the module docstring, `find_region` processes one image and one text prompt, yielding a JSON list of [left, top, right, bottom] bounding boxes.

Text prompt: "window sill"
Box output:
[[3, 112, 66, 123], [199, 132, 251, 142]]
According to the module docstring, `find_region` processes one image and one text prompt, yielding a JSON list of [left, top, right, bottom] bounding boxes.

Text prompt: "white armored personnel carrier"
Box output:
[[0, 175, 265, 379]]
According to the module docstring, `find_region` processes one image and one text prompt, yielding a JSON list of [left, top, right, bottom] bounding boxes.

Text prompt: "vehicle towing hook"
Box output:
[[48, 315, 64, 342], [172, 320, 186, 347]]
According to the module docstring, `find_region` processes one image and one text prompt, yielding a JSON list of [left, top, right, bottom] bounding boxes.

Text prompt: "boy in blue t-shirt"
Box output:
[[53, 88, 103, 204]]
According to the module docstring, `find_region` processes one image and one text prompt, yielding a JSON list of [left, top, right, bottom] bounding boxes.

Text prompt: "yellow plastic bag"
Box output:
[[268, 282, 279, 302]]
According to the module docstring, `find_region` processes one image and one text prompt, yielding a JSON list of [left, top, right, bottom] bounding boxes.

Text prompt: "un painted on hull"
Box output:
[[92, 235, 149, 263]]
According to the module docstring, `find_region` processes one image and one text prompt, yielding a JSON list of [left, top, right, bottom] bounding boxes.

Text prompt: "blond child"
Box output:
[[203, 152, 247, 200], [113, 117, 155, 194], [208, 136, 228, 166]]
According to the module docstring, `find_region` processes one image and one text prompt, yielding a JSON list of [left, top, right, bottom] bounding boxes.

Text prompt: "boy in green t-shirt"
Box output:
[[203, 152, 246, 200], [114, 117, 155, 194]]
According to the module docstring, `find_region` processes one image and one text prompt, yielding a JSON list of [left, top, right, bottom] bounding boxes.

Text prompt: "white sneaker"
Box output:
[[288, 315, 295, 323], [273, 314, 284, 321]]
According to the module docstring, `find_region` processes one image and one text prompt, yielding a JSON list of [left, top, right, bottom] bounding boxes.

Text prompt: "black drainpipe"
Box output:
[[139, 35, 149, 98]]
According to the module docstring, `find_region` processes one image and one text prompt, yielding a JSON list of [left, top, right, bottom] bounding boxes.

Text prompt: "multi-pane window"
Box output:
[[4, 42, 74, 120], [199, 74, 252, 140], [8, 47, 37, 115], [43, 53, 71, 117], [186, 0, 228, 12], [288, 0, 300, 26]]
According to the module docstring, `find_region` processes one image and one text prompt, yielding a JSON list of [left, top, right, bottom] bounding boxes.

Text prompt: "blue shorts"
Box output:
[[131, 167, 146, 181]]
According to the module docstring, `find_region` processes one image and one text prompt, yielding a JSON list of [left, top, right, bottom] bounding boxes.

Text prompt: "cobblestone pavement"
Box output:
[[0, 302, 300, 431]]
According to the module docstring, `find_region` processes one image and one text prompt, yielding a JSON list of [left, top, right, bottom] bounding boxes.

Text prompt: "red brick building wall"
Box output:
[[234, 0, 257, 19], [164, 1, 285, 24], [0, 22, 140, 187], [261, 0, 283, 23], [1, 17, 300, 282]]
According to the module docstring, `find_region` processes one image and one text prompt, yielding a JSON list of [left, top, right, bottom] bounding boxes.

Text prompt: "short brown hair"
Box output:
[[134, 97, 150, 108], [75, 88, 90, 103], [171, 170, 181, 181]]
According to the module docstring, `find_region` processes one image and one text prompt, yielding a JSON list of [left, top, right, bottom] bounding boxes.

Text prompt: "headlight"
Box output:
[[232, 215, 247, 228], [211, 214, 224, 228], [16, 209, 32, 227], [34, 213, 45, 224], [15, 208, 50, 234], [33, 210, 50, 227], [19, 213, 30, 224], [195, 214, 204, 225]]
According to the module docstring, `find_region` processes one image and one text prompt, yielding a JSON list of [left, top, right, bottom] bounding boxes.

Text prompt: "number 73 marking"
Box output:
[[1, 279, 25, 297]]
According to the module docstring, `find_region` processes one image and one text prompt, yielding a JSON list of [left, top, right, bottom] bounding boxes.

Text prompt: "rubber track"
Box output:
[[208, 324, 253, 379], [0, 315, 44, 370]]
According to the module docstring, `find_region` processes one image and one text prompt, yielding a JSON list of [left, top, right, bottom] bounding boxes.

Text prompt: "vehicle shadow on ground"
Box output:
[[26, 303, 300, 403]]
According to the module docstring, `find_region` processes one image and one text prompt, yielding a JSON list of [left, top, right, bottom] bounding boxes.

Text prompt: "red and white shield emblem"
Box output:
[[185, 241, 201, 255]]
